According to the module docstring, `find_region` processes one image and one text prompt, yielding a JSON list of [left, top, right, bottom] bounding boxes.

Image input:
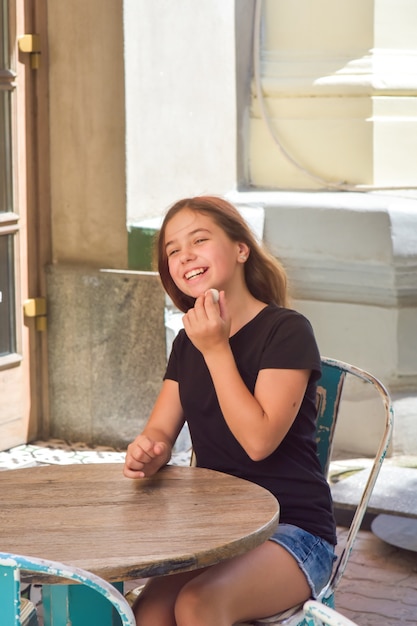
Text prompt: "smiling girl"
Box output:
[[124, 196, 336, 626]]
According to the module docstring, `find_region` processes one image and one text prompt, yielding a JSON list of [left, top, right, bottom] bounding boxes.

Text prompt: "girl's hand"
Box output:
[[123, 434, 170, 479], [182, 289, 230, 354]]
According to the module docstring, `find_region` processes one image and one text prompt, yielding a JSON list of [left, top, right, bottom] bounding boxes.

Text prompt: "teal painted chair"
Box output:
[[236, 357, 394, 625], [303, 600, 359, 626], [0, 552, 136, 626]]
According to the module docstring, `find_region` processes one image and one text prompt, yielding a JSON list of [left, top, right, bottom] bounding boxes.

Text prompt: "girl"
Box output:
[[124, 196, 336, 626]]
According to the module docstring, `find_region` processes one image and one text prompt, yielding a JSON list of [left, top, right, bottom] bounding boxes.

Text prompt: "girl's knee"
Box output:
[[175, 579, 221, 626], [133, 592, 176, 626], [175, 583, 200, 623], [132, 573, 200, 626]]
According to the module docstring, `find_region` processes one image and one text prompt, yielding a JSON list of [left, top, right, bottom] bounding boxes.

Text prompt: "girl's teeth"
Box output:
[[186, 269, 204, 280]]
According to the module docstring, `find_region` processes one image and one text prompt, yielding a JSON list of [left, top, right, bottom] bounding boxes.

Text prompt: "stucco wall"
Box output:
[[123, 0, 239, 223], [229, 189, 417, 456], [44, 1, 417, 455], [47, 0, 127, 267], [249, 0, 417, 189]]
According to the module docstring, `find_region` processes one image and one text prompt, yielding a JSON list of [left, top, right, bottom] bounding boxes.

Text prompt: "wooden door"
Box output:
[[0, 0, 49, 450]]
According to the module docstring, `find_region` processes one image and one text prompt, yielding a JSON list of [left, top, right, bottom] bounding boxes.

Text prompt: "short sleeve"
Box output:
[[260, 310, 322, 383]]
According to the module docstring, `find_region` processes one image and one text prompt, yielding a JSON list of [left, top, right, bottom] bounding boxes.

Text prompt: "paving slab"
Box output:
[[331, 465, 417, 518]]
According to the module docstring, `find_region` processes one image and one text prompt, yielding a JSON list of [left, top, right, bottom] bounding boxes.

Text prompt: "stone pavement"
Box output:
[[335, 526, 417, 625], [331, 454, 417, 624]]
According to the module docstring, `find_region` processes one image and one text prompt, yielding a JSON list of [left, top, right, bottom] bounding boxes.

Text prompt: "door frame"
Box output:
[[26, 0, 52, 438], [0, 0, 51, 448]]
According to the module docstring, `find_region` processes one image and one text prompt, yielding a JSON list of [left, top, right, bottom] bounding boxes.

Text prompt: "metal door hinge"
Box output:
[[24, 297, 47, 332], [18, 34, 41, 70]]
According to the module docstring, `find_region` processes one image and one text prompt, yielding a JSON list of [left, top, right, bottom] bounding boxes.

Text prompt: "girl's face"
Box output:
[[164, 208, 248, 299]]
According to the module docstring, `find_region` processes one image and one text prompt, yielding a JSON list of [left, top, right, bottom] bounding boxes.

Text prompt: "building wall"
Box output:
[[123, 0, 239, 223], [45, 0, 164, 445], [244, 0, 417, 455], [249, 0, 417, 189], [45, 0, 417, 455], [228, 190, 417, 456], [47, 0, 127, 268]]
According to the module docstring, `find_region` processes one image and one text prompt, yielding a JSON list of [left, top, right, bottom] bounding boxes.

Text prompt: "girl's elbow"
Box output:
[[247, 450, 267, 462], [245, 442, 276, 462]]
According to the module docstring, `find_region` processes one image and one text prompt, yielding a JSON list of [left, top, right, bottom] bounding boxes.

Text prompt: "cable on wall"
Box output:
[[253, 0, 417, 192]]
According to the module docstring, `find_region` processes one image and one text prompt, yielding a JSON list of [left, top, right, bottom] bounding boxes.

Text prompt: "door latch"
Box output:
[[18, 34, 41, 70], [24, 297, 47, 332]]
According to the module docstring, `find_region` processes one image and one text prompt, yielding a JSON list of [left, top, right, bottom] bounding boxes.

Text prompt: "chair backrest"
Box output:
[[0, 552, 136, 626], [303, 600, 359, 626], [240, 357, 394, 626], [315, 359, 346, 477], [316, 357, 394, 599]]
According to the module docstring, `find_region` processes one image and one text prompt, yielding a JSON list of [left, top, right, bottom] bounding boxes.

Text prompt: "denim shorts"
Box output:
[[268, 524, 336, 598]]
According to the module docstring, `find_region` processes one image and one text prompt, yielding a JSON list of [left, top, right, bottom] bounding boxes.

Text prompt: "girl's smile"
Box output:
[[164, 209, 246, 298]]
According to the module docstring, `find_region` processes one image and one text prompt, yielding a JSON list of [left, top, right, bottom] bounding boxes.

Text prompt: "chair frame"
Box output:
[[318, 357, 393, 597], [240, 357, 394, 625], [0, 552, 136, 626]]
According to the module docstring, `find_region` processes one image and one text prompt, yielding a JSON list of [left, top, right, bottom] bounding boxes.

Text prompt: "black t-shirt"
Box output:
[[164, 304, 337, 545]]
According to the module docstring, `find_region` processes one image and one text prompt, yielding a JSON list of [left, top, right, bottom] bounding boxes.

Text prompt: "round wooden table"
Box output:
[[0, 463, 279, 582]]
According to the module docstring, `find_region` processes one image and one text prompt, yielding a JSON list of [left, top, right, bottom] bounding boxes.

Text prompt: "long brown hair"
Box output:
[[156, 196, 289, 313]]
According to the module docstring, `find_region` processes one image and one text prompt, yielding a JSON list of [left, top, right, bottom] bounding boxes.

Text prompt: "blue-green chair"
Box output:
[[0, 552, 136, 626], [237, 357, 394, 625]]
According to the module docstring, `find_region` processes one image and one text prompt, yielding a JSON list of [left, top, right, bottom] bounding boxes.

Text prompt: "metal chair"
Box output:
[[237, 357, 394, 625], [0, 552, 136, 626], [302, 600, 359, 626]]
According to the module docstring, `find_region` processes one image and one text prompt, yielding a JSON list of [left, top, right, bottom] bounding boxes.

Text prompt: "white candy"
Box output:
[[209, 288, 219, 303]]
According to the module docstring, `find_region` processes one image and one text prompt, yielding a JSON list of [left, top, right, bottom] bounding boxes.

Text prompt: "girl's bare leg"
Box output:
[[175, 540, 311, 626], [133, 540, 311, 626], [132, 569, 204, 626]]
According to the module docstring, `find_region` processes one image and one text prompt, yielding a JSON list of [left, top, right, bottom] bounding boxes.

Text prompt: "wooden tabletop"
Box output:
[[0, 463, 279, 582]]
